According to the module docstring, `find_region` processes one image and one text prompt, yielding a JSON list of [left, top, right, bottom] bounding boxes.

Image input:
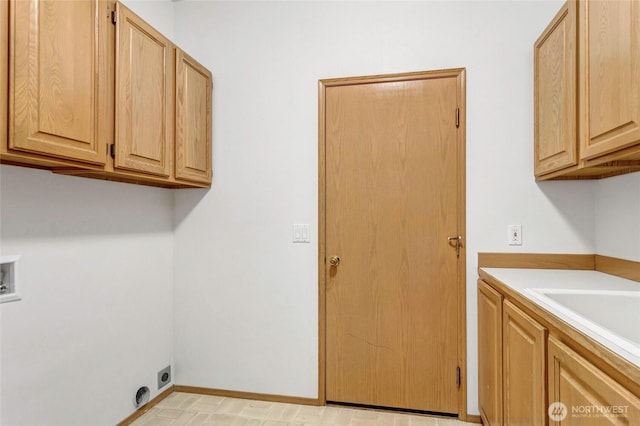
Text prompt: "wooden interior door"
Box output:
[[115, 3, 173, 177], [322, 70, 465, 414], [10, 0, 108, 164]]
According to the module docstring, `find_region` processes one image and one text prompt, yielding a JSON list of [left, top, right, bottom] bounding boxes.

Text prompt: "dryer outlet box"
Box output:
[[157, 365, 171, 390]]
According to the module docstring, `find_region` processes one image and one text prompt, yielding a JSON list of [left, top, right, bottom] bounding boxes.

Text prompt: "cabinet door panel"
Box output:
[[580, 0, 640, 160], [548, 336, 640, 425], [1, 0, 7, 151], [478, 280, 503, 426], [503, 300, 547, 426], [534, 1, 577, 176], [115, 3, 172, 177], [10, 0, 107, 164], [176, 49, 212, 184]]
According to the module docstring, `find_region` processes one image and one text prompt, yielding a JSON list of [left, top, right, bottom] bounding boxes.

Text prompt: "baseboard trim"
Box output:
[[465, 413, 482, 423], [117, 385, 174, 426], [174, 385, 324, 406]]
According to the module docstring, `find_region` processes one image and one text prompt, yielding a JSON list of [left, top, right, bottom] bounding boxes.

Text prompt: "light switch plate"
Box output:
[[293, 224, 310, 243]]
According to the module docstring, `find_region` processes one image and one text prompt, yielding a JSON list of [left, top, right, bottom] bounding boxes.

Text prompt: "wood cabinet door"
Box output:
[[579, 0, 640, 160], [1, 0, 7, 151], [115, 3, 173, 177], [478, 280, 503, 426], [9, 0, 108, 165], [534, 1, 578, 176], [175, 49, 212, 184], [548, 336, 640, 425], [503, 300, 547, 426]]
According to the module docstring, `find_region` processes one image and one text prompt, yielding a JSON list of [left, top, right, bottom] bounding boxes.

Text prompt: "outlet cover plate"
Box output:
[[508, 225, 522, 246], [157, 365, 171, 390]]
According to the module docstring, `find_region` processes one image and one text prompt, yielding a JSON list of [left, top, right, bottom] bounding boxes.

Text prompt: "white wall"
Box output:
[[595, 172, 640, 261], [0, 2, 175, 425], [171, 0, 596, 414]]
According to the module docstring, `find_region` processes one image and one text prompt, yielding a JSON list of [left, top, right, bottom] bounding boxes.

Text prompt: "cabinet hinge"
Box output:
[[455, 107, 460, 128], [456, 366, 461, 388], [111, 10, 117, 25], [109, 144, 116, 158]]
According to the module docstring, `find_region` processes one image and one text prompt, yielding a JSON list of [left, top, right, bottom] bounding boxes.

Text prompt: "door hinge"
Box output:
[[111, 10, 117, 25], [456, 366, 461, 388], [109, 144, 116, 158], [455, 107, 460, 128]]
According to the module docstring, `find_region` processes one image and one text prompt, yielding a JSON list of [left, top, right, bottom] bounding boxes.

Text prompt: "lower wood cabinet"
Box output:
[[479, 278, 640, 426], [503, 300, 547, 426], [548, 336, 640, 425], [478, 280, 503, 425], [478, 280, 547, 426]]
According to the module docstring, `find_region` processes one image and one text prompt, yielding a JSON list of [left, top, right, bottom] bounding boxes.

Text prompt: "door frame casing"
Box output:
[[317, 68, 467, 420]]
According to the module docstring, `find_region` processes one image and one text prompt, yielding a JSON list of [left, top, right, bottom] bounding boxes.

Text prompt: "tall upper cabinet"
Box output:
[[1, 0, 8, 151], [2, 0, 213, 188], [9, 0, 109, 166], [534, 0, 640, 180]]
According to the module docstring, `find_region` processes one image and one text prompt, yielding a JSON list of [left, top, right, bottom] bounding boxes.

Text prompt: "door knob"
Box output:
[[329, 256, 341, 267]]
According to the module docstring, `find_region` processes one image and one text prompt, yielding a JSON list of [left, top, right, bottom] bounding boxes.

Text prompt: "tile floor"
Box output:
[[131, 392, 475, 426]]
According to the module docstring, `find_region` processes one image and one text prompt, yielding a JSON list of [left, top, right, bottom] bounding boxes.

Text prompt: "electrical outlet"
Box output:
[[157, 365, 171, 390], [508, 225, 522, 246]]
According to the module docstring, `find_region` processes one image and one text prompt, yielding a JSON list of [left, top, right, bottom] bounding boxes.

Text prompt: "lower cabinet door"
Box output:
[[548, 336, 640, 425], [503, 300, 547, 426], [478, 280, 503, 426]]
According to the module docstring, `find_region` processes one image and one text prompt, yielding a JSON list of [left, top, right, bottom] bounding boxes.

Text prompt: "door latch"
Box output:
[[448, 236, 462, 257]]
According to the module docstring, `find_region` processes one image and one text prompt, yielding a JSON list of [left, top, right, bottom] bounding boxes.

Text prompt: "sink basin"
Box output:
[[524, 288, 640, 358]]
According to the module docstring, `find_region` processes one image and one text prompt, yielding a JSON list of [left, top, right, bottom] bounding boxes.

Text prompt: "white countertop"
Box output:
[[480, 268, 640, 368]]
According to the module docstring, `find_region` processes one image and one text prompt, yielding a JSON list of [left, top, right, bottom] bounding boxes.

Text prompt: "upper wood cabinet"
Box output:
[[2, 0, 213, 189], [115, 2, 173, 177], [534, 1, 577, 177], [579, 0, 640, 162], [175, 49, 213, 184], [534, 0, 640, 180], [1, 0, 7, 152], [8, 0, 109, 166]]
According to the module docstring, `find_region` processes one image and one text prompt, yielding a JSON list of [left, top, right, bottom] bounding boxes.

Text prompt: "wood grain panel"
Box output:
[[548, 336, 640, 426], [595, 255, 640, 283], [175, 49, 212, 184], [10, 0, 107, 164], [534, 1, 578, 176], [1, 0, 7, 151], [580, 0, 640, 160], [477, 253, 595, 270], [502, 300, 547, 426], [324, 72, 462, 413], [115, 3, 172, 177], [478, 280, 503, 426]]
